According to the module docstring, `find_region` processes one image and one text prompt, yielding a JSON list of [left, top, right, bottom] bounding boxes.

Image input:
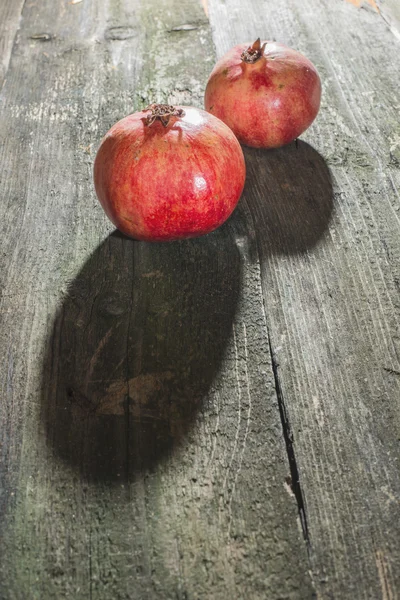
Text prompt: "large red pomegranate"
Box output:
[[93, 104, 246, 241], [204, 39, 321, 149]]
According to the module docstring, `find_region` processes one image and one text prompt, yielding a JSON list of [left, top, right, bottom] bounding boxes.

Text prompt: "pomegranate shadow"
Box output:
[[242, 140, 333, 257], [41, 227, 241, 483]]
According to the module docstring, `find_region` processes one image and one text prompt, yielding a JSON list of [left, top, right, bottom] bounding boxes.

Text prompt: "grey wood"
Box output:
[[207, 0, 400, 598], [0, 0, 25, 88], [0, 0, 313, 599], [378, 0, 400, 39]]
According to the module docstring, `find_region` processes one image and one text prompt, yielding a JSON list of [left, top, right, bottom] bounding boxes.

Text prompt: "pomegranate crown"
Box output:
[[241, 38, 267, 63], [144, 104, 185, 127]]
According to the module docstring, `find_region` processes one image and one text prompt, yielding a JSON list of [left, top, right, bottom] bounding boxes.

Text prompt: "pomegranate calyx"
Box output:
[[144, 104, 185, 127], [241, 38, 267, 63]]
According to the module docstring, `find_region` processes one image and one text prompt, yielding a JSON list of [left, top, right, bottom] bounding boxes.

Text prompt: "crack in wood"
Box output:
[[268, 334, 311, 554], [383, 366, 400, 377]]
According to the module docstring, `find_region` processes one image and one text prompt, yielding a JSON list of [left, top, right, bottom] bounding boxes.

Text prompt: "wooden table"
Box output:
[[1, 0, 399, 598]]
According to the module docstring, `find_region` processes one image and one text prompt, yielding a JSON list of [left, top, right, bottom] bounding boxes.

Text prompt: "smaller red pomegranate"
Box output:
[[93, 104, 245, 242], [204, 39, 321, 149]]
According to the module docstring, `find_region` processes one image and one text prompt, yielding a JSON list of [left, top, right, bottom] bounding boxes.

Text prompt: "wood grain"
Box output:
[[0, 0, 25, 88], [378, 0, 400, 39], [0, 0, 313, 598], [207, 0, 400, 598]]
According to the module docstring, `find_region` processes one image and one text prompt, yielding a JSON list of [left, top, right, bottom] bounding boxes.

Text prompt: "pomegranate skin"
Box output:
[[93, 106, 246, 241], [204, 41, 321, 149]]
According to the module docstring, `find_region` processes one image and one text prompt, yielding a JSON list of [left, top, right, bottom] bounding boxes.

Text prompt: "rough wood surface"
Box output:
[[0, 0, 25, 88], [0, 0, 313, 599], [378, 0, 400, 39], [208, 0, 400, 598], [1, 0, 400, 598]]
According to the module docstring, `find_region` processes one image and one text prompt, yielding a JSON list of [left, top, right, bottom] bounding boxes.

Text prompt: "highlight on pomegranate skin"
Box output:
[[93, 104, 246, 242], [204, 38, 321, 149]]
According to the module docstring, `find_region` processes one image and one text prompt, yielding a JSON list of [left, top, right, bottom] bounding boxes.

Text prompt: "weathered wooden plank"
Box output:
[[0, 0, 314, 598], [0, 0, 25, 88], [208, 0, 400, 598]]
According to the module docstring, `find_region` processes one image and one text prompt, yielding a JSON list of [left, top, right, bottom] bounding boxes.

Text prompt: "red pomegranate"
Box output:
[[204, 39, 321, 149], [93, 104, 246, 241]]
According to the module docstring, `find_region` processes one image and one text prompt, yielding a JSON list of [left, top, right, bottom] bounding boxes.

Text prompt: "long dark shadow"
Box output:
[[42, 225, 241, 483]]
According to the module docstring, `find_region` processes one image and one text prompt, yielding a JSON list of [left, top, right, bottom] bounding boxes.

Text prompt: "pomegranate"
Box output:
[[93, 104, 246, 241], [204, 39, 321, 149]]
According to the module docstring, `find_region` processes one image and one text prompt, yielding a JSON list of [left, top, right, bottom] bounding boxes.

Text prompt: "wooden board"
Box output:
[[207, 0, 400, 598], [0, 0, 313, 598], [1, 0, 400, 597]]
